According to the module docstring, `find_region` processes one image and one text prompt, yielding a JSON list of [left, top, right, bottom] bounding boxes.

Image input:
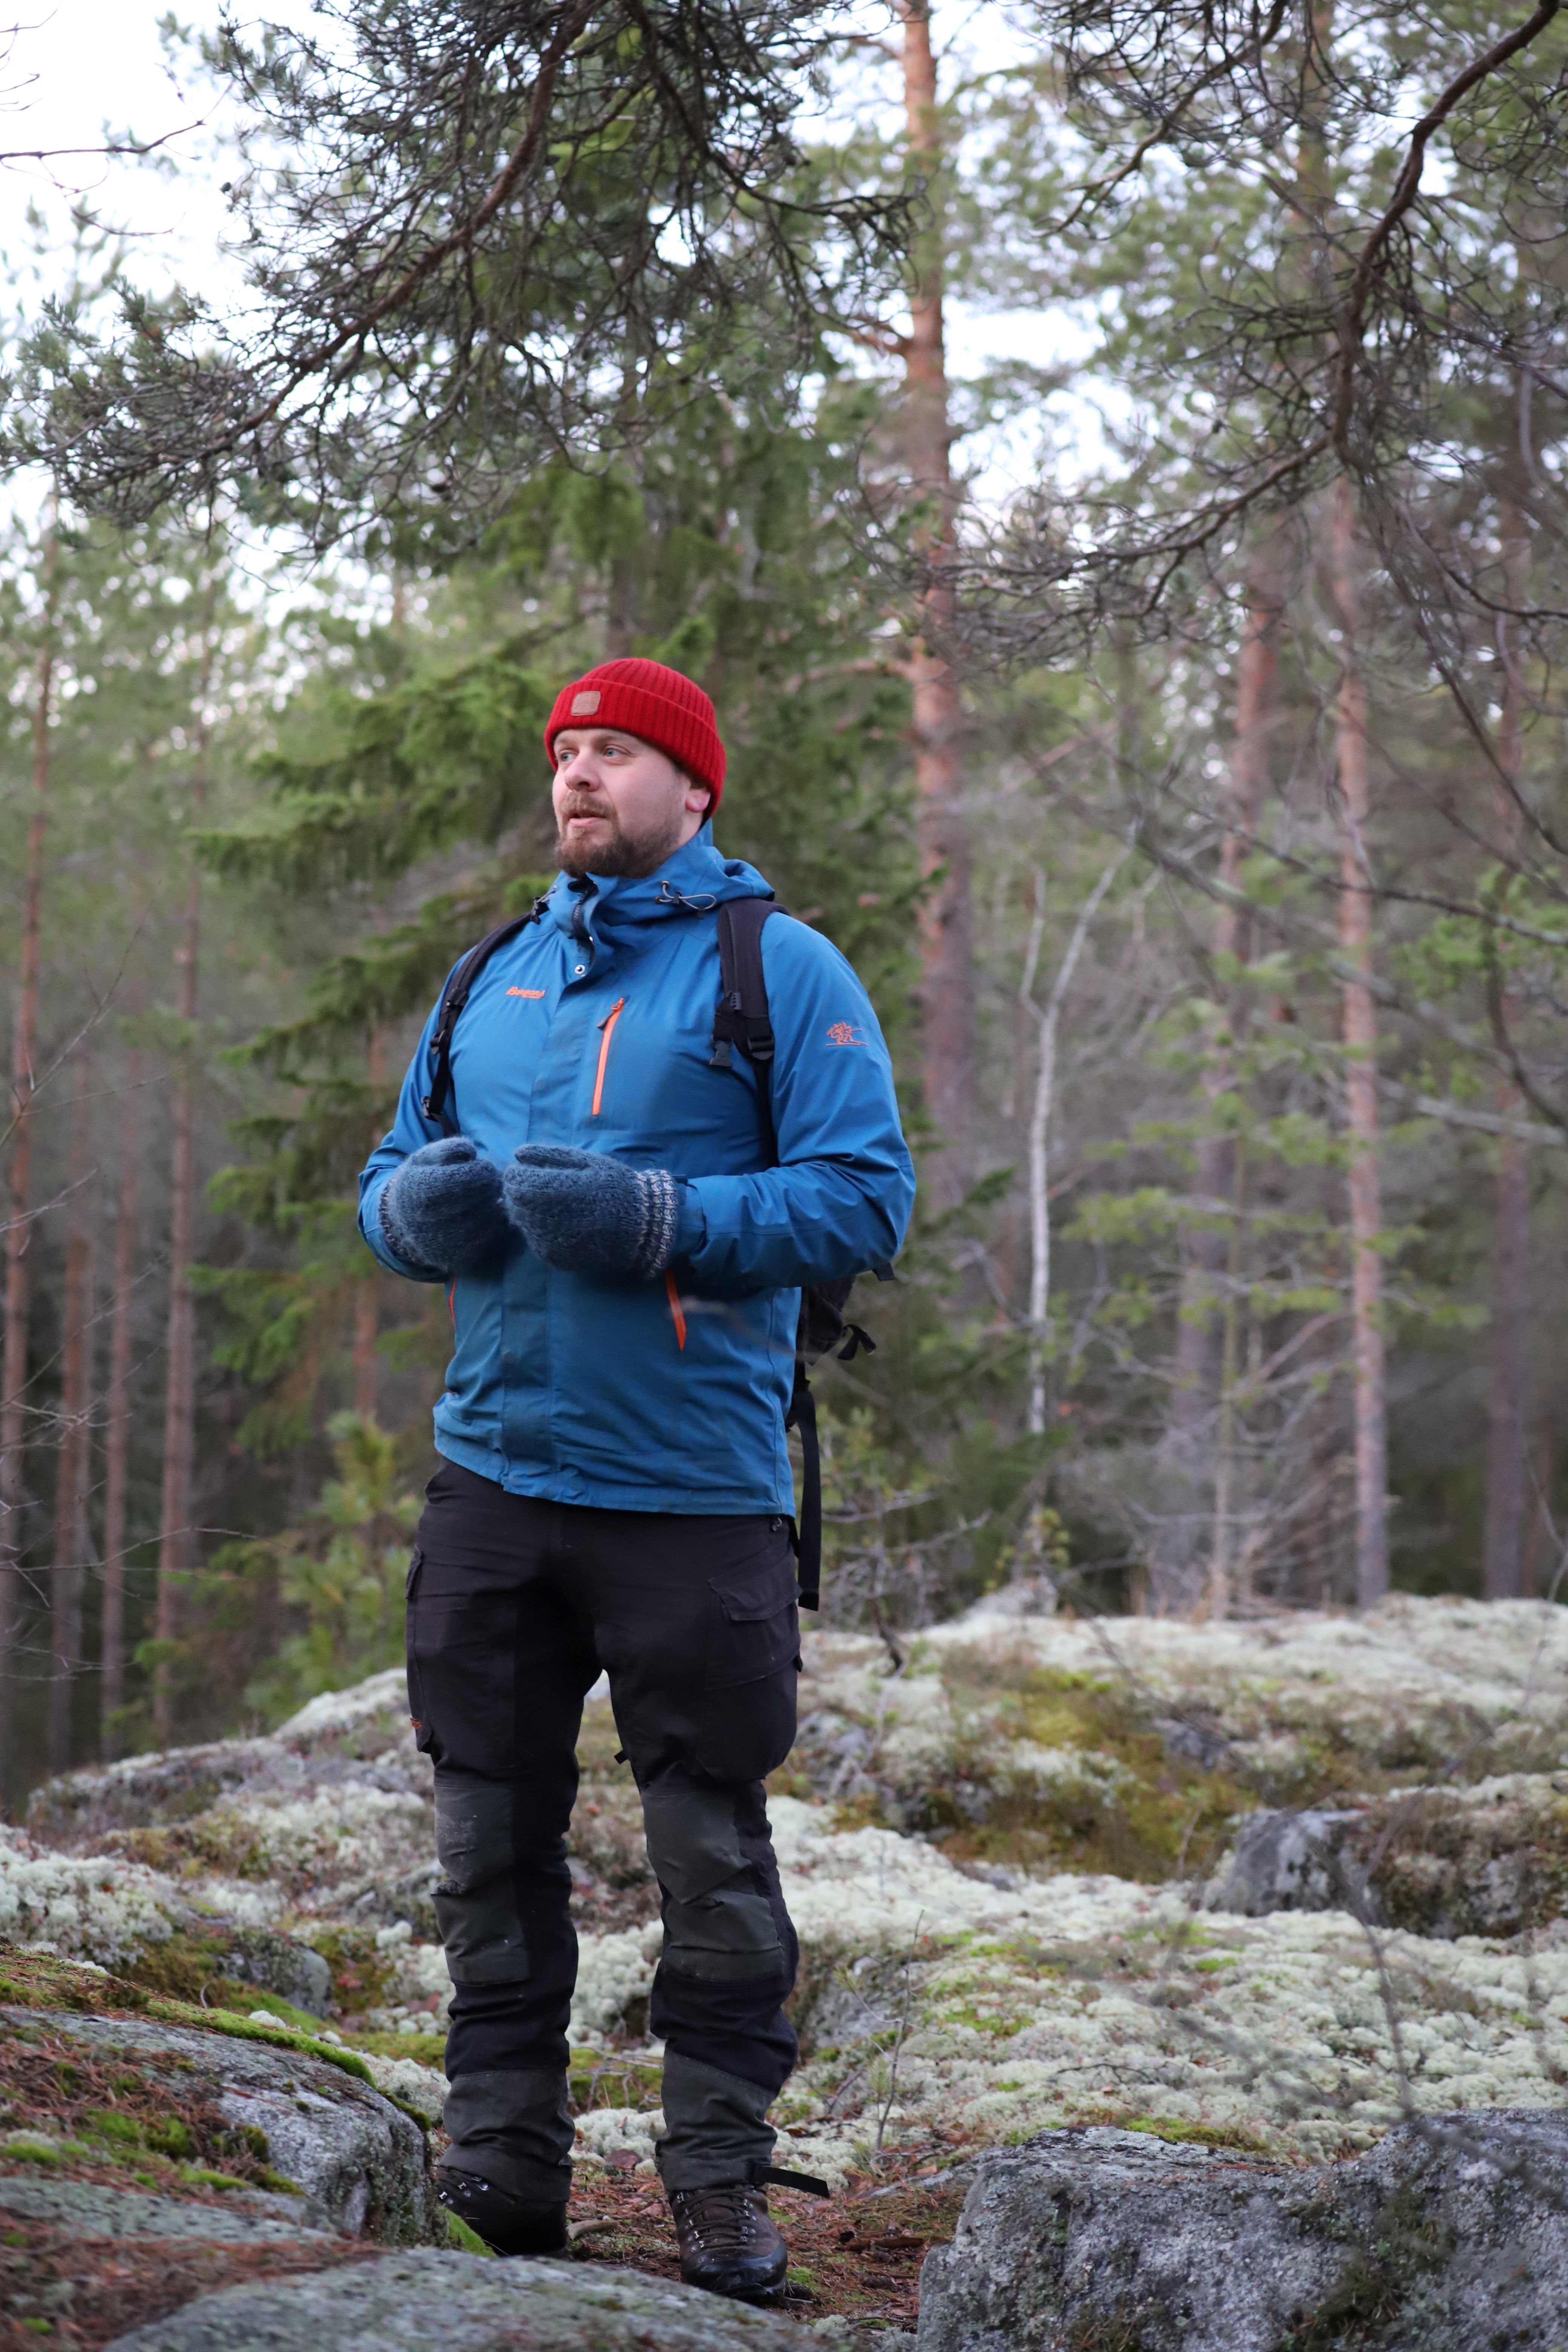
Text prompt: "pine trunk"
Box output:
[[899, 0, 975, 1202], [100, 1049, 139, 1757], [153, 604, 215, 1745], [0, 519, 59, 1807], [1329, 479, 1389, 1605], [1483, 490, 1532, 1601], [49, 1056, 95, 1774]]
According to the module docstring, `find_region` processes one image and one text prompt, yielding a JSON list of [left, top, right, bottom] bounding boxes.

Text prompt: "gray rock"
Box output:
[[27, 1738, 285, 1846], [337, 1856, 442, 1936], [102, 2251, 821, 2350], [4, 2004, 435, 2244], [916, 2112, 1568, 2351], [1204, 1806, 1375, 1919], [26, 1673, 429, 1853], [0, 2174, 338, 2245], [1204, 1782, 1568, 1939], [201, 1919, 335, 2017]]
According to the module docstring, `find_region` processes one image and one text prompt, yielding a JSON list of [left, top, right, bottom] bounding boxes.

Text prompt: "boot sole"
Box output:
[[680, 2261, 789, 2301]]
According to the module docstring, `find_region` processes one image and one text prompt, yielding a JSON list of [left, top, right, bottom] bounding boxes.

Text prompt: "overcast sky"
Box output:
[[0, 3, 1091, 520], [0, 4, 237, 294]]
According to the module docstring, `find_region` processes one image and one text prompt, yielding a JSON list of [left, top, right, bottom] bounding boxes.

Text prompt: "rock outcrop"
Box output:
[[0, 1949, 452, 2343], [915, 2113, 1568, 2350], [15, 1620, 1568, 2186], [1207, 1775, 1568, 1941], [101, 2252, 822, 2351]]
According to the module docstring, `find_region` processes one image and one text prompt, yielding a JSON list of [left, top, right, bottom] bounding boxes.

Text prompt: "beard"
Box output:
[[554, 798, 689, 880]]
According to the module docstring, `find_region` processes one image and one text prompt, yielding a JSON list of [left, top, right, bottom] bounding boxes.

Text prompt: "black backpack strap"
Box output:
[[708, 895, 884, 1613], [785, 1365, 821, 1610], [421, 903, 548, 1136], [710, 899, 781, 1116]]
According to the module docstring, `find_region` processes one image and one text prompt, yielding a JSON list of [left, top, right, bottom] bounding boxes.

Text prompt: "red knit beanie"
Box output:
[[544, 658, 727, 810]]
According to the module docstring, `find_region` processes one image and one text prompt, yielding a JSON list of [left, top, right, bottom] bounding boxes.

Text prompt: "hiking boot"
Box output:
[[668, 2179, 788, 2299], [435, 2164, 568, 2257]]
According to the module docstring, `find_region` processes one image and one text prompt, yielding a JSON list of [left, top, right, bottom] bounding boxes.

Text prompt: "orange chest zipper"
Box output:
[[591, 998, 625, 1117]]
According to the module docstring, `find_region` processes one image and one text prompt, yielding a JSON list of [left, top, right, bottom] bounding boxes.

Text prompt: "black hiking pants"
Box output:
[[405, 1458, 802, 2199]]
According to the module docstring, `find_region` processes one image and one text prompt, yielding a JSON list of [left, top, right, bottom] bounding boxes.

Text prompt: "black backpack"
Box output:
[[419, 896, 892, 1608]]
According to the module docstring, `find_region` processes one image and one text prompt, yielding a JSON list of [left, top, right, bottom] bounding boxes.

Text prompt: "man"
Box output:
[[358, 656, 915, 2296]]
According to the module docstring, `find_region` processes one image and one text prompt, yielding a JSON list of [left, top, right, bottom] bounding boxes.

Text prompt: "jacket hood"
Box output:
[[544, 825, 773, 951]]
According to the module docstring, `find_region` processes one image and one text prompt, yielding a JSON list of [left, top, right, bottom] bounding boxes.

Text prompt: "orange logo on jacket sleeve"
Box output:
[[826, 1021, 866, 1046], [507, 988, 547, 1000]]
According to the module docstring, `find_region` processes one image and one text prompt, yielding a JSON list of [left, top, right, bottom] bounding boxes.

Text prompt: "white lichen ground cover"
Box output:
[[0, 1826, 204, 1970], [767, 1804, 1568, 2180], [802, 1592, 1568, 1804], [9, 1597, 1568, 2186]]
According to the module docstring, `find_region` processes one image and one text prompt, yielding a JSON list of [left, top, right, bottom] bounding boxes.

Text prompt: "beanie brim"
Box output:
[[545, 662, 726, 809]]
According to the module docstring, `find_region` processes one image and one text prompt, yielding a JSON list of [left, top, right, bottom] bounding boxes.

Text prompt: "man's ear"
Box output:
[[680, 771, 713, 818]]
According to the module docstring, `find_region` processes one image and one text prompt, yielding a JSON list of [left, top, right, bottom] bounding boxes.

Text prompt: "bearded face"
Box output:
[[550, 728, 710, 879]]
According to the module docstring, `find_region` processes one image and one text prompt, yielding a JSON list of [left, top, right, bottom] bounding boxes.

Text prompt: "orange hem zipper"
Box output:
[[665, 1270, 687, 1351], [591, 998, 625, 1116]]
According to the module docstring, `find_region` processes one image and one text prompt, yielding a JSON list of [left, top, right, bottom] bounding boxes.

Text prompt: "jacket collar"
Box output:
[[545, 825, 773, 946]]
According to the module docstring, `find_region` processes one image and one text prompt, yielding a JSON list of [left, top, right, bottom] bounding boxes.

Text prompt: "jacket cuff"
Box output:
[[673, 1179, 706, 1259]]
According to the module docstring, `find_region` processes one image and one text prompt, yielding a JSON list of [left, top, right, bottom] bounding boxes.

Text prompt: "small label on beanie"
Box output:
[[571, 689, 602, 716]]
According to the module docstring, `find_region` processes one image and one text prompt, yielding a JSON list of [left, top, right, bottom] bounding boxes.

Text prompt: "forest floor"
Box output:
[[7, 1592, 1568, 2342]]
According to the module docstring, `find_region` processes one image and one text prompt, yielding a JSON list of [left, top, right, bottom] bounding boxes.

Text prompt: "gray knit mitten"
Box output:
[[380, 1136, 509, 1274], [503, 1144, 683, 1280]]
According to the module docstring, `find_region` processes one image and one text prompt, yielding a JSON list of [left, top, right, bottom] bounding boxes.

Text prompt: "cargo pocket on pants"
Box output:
[[697, 1550, 799, 1781], [404, 1548, 441, 1761]]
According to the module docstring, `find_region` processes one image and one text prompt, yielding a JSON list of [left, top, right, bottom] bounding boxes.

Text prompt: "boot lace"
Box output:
[[672, 2182, 766, 2257]]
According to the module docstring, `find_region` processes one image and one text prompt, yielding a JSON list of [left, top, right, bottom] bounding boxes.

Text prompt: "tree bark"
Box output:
[[153, 596, 216, 1744], [1328, 478, 1389, 1605], [898, 0, 975, 1202], [49, 1055, 95, 1774], [100, 1048, 139, 1758], [0, 514, 59, 1809], [1483, 490, 1531, 1600]]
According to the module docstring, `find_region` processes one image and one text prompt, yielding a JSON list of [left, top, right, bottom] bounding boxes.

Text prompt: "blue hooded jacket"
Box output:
[[358, 828, 916, 1515]]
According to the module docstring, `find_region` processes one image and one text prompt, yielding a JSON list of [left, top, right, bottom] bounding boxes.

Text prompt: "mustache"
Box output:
[[559, 798, 617, 822]]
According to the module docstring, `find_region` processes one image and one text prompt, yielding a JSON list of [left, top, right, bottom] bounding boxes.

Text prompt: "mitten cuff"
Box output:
[[630, 1167, 681, 1280], [379, 1184, 443, 1276]]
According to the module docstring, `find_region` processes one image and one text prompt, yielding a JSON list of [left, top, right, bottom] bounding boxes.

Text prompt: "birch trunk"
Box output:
[[100, 1048, 139, 1757], [898, 0, 975, 1201], [1329, 478, 1389, 1605], [1483, 488, 1532, 1600], [0, 516, 59, 1806], [153, 598, 216, 1744], [49, 1056, 95, 1773]]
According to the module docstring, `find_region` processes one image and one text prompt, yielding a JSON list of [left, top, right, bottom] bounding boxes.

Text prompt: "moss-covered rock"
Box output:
[[100, 2249, 824, 2351], [915, 2113, 1568, 2351], [1208, 1773, 1568, 1940]]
